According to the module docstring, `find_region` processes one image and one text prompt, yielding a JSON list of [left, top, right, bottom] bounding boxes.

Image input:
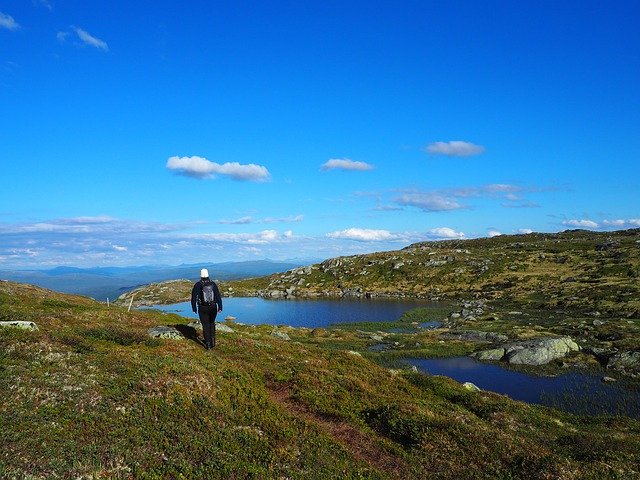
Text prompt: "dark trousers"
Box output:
[[198, 304, 217, 347]]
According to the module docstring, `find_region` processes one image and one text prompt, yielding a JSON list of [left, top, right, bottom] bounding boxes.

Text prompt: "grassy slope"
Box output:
[[118, 230, 640, 321], [2, 280, 640, 479], [233, 229, 640, 312]]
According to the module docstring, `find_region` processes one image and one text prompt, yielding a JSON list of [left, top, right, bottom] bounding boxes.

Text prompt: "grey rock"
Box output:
[[607, 351, 640, 373], [216, 323, 235, 333], [505, 337, 580, 366], [147, 326, 185, 340], [440, 330, 508, 343], [463, 382, 481, 392], [473, 336, 580, 366], [0, 320, 39, 331], [472, 348, 506, 361], [271, 329, 291, 341]]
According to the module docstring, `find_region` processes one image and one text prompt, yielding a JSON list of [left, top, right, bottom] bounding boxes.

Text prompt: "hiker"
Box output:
[[191, 268, 223, 350]]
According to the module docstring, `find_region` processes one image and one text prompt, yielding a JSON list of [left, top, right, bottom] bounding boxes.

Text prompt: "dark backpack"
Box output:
[[202, 281, 216, 305]]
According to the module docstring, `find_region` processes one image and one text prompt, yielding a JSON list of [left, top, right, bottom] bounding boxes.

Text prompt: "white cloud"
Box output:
[[602, 219, 626, 227], [488, 230, 502, 237], [425, 141, 485, 157], [518, 228, 533, 234], [263, 214, 304, 223], [395, 193, 463, 212], [562, 219, 599, 229], [327, 228, 397, 242], [38, 0, 53, 11], [219, 214, 303, 225], [219, 216, 253, 225], [630, 219, 640, 226], [72, 27, 109, 51], [321, 158, 374, 171], [184, 230, 288, 245], [428, 227, 465, 239], [167, 156, 270, 182], [0, 12, 19, 31], [112, 245, 127, 252]]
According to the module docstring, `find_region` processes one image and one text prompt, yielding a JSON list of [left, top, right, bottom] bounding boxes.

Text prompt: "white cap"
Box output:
[[200, 268, 209, 278]]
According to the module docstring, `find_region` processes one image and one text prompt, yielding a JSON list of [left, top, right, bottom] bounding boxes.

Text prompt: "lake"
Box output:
[[145, 297, 441, 328], [408, 356, 640, 418]]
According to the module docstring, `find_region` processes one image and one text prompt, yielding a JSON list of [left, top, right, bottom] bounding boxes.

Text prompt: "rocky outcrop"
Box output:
[[472, 336, 580, 366], [0, 320, 39, 331], [606, 351, 640, 375], [147, 326, 185, 340], [440, 330, 508, 343], [271, 329, 291, 341]]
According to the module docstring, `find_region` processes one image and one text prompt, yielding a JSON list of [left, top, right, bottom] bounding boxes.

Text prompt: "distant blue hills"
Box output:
[[0, 260, 316, 301]]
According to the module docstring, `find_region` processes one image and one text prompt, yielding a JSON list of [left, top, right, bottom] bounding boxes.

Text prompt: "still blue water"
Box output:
[[408, 356, 640, 418], [146, 297, 438, 328]]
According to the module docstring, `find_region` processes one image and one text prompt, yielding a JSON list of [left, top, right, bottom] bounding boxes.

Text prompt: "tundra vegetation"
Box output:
[[2, 229, 640, 478]]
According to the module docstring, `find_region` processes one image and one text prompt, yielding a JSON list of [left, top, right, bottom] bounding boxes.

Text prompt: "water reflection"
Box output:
[[144, 297, 439, 328], [408, 356, 640, 418]]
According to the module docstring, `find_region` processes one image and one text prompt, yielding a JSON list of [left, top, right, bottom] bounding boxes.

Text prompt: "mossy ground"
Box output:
[[2, 280, 640, 479]]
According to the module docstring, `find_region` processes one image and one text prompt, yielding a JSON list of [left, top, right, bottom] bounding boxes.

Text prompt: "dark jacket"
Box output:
[[191, 279, 223, 313]]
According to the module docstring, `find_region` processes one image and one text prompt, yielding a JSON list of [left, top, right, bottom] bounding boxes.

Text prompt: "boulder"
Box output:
[[505, 337, 580, 366], [147, 326, 185, 340], [216, 323, 235, 333], [463, 382, 481, 392], [472, 348, 506, 361], [0, 320, 39, 331], [271, 329, 291, 341], [440, 330, 508, 343], [606, 351, 640, 373], [473, 336, 580, 366]]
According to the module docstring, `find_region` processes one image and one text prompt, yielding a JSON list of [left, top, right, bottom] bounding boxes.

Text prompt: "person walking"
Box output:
[[191, 268, 223, 350]]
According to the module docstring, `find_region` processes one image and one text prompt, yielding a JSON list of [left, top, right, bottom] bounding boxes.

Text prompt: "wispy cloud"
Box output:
[[0, 12, 19, 31], [183, 230, 289, 245], [321, 158, 374, 171], [72, 26, 108, 51], [167, 156, 271, 182], [218, 216, 254, 225], [487, 230, 502, 237], [518, 228, 533, 234], [424, 141, 485, 157], [38, 0, 54, 11], [218, 214, 303, 225], [428, 227, 465, 239], [562, 219, 599, 229], [326, 228, 399, 242], [395, 192, 464, 212]]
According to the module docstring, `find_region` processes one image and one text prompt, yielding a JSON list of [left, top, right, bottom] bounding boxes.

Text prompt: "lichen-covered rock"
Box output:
[[0, 320, 39, 331], [440, 330, 508, 343], [147, 326, 185, 340], [216, 323, 235, 333], [607, 351, 640, 374], [472, 348, 506, 361], [271, 329, 291, 341], [463, 382, 481, 392], [505, 337, 579, 365], [473, 336, 580, 366]]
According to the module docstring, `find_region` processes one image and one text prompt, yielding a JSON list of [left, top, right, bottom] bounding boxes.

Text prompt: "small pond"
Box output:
[[407, 356, 640, 418], [144, 297, 442, 328]]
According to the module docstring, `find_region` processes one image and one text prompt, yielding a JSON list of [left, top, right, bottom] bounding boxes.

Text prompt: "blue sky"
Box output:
[[1, 1, 639, 268]]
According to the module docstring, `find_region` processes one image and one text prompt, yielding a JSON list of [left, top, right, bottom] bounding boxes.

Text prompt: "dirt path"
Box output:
[[267, 383, 413, 479]]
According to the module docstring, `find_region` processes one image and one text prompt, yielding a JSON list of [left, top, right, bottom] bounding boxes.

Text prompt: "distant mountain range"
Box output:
[[0, 260, 316, 300]]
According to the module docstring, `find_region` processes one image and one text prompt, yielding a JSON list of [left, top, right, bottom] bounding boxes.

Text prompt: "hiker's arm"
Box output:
[[191, 284, 198, 313], [215, 283, 222, 312]]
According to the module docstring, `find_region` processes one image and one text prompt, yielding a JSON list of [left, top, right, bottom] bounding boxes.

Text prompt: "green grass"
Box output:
[[3, 280, 640, 479]]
